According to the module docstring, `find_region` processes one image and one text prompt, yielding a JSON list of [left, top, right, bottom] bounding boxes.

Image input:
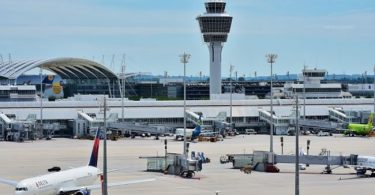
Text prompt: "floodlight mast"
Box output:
[[197, 0, 232, 99], [39, 66, 43, 138], [120, 54, 126, 122], [230, 65, 234, 128], [180, 52, 191, 157], [102, 96, 108, 195], [266, 53, 277, 153], [295, 95, 300, 195], [303, 66, 307, 120]]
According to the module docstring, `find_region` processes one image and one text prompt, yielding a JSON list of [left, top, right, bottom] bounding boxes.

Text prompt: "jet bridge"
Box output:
[[328, 108, 365, 124], [185, 110, 232, 133], [76, 111, 118, 137], [185, 110, 223, 127], [290, 119, 343, 133], [107, 122, 172, 137], [140, 141, 203, 178], [224, 151, 361, 174], [0, 113, 38, 141], [259, 109, 291, 135]]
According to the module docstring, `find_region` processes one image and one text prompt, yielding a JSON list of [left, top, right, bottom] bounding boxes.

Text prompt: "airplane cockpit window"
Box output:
[[15, 187, 28, 191]]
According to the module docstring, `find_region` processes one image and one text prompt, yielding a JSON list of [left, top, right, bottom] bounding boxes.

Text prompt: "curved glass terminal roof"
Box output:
[[0, 57, 118, 80]]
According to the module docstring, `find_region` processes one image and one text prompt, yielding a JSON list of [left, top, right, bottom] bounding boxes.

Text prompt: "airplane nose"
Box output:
[[14, 191, 27, 195]]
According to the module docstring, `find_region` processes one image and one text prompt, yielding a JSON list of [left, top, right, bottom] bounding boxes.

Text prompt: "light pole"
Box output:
[[180, 52, 191, 157], [120, 54, 126, 122], [303, 66, 306, 120], [102, 96, 108, 195], [295, 94, 300, 195], [230, 65, 234, 130], [39, 66, 43, 137], [373, 65, 375, 117], [266, 53, 277, 153]]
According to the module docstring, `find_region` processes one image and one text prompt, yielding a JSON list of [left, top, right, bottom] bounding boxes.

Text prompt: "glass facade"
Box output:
[[205, 2, 226, 13]]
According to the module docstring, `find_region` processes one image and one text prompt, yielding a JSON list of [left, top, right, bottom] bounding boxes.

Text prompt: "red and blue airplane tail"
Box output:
[[88, 129, 101, 167]]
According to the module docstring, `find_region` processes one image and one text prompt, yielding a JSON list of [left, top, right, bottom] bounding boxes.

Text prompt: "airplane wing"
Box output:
[[59, 178, 155, 192], [0, 178, 18, 186], [98, 168, 123, 175]]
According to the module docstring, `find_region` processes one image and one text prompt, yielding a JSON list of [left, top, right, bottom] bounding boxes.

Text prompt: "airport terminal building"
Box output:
[[0, 58, 374, 141]]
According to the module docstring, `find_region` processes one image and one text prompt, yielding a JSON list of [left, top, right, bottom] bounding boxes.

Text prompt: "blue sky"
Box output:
[[0, 0, 375, 77]]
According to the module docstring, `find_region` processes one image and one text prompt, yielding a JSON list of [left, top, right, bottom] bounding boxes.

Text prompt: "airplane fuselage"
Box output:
[[356, 156, 375, 169], [345, 124, 373, 136], [14, 166, 99, 195]]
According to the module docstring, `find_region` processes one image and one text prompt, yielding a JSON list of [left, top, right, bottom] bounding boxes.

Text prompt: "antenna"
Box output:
[[8, 53, 12, 64], [121, 54, 126, 72], [110, 54, 115, 72]]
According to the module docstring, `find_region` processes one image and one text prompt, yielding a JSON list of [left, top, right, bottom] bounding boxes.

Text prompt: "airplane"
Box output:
[[344, 113, 374, 136], [353, 155, 375, 176], [0, 130, 155, 195], [175, 125, 202, 141]]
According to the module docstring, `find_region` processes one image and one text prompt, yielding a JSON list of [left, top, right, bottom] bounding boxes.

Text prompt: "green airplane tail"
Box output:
[[368, 113, 374, 126]]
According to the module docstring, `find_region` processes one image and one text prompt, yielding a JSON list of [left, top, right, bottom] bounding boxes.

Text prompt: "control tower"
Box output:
[[197, 0, 232, 98]]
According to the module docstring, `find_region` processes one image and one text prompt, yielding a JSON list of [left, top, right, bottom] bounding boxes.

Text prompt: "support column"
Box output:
[[208, 42, 223, 98]]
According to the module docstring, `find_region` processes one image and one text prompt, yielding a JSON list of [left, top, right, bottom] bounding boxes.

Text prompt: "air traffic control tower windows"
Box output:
[[199, 17, 232, 33], [205, 2, 226, 13], [303, 72, 325, 77]]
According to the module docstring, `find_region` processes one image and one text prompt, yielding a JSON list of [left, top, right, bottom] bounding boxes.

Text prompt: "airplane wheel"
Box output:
[[356, 169, 366, 175], [186, 171, 195, 178]]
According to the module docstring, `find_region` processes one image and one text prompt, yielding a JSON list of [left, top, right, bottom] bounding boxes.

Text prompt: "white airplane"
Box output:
[[0, 130, 155, 195], [354, 156, 375, 176]]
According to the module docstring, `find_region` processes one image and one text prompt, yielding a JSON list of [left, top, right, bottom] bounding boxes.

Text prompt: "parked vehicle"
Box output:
[[317, 131, 332, 136], [245, 129, 257, 135]]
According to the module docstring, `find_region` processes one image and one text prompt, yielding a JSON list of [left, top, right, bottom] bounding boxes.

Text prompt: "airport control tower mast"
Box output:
[[197, 0, 232, 98]]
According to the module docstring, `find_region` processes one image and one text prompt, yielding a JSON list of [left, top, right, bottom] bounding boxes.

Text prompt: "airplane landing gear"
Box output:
[[180, 170, 195, 178], [356, 169, 366, 176], [322, 165, 332, 174]]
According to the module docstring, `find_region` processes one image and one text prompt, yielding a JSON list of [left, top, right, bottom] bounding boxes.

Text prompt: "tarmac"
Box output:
[[0, 134, 375, 195]]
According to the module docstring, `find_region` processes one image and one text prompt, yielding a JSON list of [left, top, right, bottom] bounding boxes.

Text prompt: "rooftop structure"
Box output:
[[197, 0, 233, 98], [284, 68, 352, 99], [0, 58, 118, 80]]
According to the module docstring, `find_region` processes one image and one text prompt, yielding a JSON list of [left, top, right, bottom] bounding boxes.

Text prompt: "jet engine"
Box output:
[[74, 189, 91, 195]]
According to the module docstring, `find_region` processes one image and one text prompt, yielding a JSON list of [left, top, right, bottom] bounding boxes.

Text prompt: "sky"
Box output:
[[0, 0, 375, 77]]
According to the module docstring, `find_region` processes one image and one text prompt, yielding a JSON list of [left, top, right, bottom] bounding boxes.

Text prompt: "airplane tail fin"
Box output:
[[88, 129, 101, 167], [192, 125, 201, 138], [368, 113, 374, 126]]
